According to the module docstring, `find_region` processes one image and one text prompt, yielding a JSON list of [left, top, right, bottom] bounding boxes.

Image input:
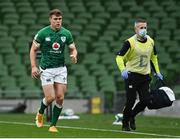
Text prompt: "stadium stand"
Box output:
[[0, 0, 179, 104]]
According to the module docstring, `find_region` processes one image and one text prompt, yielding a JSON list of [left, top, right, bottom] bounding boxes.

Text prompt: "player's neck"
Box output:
[[50, 25, 60, 32]]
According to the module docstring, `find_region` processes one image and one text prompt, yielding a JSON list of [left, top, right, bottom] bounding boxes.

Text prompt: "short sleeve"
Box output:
[[34, 29, 44, 44], [66, 31, 74, 45]]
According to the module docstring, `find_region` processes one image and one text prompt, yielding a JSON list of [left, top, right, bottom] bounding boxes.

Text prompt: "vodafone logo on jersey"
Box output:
[[52, 42, 60, 50]]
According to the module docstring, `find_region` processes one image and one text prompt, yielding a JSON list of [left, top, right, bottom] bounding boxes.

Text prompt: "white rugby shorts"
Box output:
[[39, 66, 67, 86]]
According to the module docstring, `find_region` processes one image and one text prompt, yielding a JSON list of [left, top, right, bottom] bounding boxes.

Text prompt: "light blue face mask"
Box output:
[[139, 29, 147, 38]]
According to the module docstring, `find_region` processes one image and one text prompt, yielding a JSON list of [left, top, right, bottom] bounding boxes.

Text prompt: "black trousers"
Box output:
[[123, 72, 151, 123]]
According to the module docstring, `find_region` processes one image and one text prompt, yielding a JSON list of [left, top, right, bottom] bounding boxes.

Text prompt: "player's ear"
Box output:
[[49, 16, 53, 23], [49, 17, 51, 23]]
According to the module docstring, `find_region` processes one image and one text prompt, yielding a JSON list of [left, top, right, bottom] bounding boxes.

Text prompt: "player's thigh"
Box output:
[[54, 83, 67, 97], [42, 84, 55, 101]]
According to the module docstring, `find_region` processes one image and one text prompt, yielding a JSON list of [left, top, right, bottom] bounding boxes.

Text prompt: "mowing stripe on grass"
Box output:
[[0, 120, 179, 138]]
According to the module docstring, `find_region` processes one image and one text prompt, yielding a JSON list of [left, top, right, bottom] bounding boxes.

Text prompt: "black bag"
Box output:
[[147, 79, 175, 109]]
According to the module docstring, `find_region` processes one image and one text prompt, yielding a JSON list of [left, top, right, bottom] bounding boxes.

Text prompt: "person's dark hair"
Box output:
[[49, 9, 63, 17], [134, 19, 147, 26]]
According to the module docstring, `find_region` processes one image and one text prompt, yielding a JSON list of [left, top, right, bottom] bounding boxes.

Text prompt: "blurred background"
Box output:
[[0, 0, 180, 116]]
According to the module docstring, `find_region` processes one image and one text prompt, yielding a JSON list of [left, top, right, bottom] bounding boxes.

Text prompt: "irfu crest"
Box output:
[[61, 36, 66, 42]]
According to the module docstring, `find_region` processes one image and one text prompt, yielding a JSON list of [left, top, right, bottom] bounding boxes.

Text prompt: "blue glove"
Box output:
[[121, 70, 129, 80], [157, 73, 163, 80]]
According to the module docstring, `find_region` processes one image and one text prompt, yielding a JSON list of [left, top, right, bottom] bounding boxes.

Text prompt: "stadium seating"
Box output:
[[0, 25, 8, 36], [0, 0, 180, 100], [20, 13, 37, 26], [173, 85, 180, 98], [10, 24, 26, 38], [66, 75, 81, 98]]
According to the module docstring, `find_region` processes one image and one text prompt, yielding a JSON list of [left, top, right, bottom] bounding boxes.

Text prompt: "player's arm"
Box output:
[[151, 45, 160, 73], [116, 41, 130, 72], [30, 40, 40, 78], [69, 43, 77, 64]]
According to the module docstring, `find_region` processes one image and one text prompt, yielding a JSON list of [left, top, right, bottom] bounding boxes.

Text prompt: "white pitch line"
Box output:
[[0, 120, 179, 138]]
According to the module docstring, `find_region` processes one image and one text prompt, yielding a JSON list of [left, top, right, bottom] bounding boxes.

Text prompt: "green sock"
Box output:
[[51, 104, 62, 126], [39, 100, 48, 114]]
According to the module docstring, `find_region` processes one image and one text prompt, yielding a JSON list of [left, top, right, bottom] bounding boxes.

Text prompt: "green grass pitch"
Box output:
[[0, 113, 180, 138]]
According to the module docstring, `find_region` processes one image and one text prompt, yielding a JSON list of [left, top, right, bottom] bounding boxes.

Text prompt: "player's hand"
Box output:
[[31, 66, 41, 79], [121, 70, 129, 80], [70, 55, 77, 64], [157, 73, 163, 80]]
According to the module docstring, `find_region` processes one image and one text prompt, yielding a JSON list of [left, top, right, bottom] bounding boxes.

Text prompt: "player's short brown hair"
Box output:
[[49, 9, 63, 17]]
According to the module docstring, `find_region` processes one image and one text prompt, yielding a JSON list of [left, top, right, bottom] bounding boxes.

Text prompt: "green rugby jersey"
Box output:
[[34, 26, 73, 69]]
